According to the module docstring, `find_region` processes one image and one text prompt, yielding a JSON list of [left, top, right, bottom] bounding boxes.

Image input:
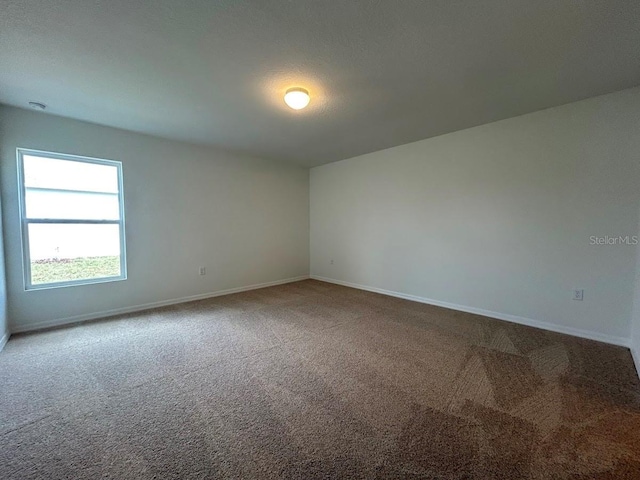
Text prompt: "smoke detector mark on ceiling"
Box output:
[[28, 102, 47, 111]]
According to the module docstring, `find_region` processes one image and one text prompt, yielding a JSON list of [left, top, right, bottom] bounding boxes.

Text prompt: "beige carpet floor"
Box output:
[[1, 279, 639, 479]]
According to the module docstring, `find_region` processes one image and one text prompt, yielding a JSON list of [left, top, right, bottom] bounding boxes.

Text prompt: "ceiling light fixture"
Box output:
[[28, 102, 46, 110], [284, 88, 310, 110]]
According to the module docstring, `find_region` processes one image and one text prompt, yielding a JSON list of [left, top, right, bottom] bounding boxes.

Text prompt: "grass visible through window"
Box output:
[[31, 256, 121, 285]]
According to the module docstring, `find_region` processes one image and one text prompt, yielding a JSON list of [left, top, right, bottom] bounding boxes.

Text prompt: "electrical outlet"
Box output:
[[330, 259, 334, 265], [199, 267, 206, 276], [573, 289, 584, 301]]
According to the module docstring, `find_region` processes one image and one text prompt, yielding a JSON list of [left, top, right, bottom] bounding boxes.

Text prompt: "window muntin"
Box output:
[[17, 149, 127, 289]]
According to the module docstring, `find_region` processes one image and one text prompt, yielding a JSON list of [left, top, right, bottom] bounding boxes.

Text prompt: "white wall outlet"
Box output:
[[199, 266, 206, 276], [573, 289, 584, 301], [330, 259, 334, 265]]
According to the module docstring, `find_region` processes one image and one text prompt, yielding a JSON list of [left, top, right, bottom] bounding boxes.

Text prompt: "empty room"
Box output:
[[1, 1, 640, 478]]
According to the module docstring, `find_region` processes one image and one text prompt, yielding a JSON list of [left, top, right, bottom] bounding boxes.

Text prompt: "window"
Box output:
[[17, 149, 127, 289]]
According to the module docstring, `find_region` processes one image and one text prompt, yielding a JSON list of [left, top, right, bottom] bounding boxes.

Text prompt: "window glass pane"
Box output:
[[23, 155, 119, 193], [25, 189, 120, 220], [28, 224, 121, 285]]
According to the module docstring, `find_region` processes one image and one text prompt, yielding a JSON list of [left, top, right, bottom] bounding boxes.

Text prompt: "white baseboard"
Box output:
[[631, 346, 640, 377], [10, 273, 632, 353], [11, 275, 310, 334], [0, 331, 9, 352], [311, 275, 630, 348]]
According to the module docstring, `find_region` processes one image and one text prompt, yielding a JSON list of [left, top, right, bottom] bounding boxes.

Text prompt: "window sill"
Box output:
[[25, 275, 127, 291]]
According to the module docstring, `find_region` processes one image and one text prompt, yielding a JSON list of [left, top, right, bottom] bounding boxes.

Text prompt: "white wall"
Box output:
[[311, 87, 640, 345], [0, 106, 309, 332]]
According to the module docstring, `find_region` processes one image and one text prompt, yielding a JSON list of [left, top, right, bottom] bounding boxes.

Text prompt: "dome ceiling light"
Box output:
[[284, 88, 310, 110]]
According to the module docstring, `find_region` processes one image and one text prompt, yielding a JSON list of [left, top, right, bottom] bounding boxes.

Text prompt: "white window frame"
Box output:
[[17, 148, 127, 290]]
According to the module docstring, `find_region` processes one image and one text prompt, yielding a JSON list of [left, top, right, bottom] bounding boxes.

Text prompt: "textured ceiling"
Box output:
[[2, 1, 640, 167]]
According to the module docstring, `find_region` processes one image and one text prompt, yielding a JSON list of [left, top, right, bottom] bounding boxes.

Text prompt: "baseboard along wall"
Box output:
[[4, 274, 633, 358], [631, 347, 640, 380], [9, 275, 310, 335], [311, 275, 630, 348]]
